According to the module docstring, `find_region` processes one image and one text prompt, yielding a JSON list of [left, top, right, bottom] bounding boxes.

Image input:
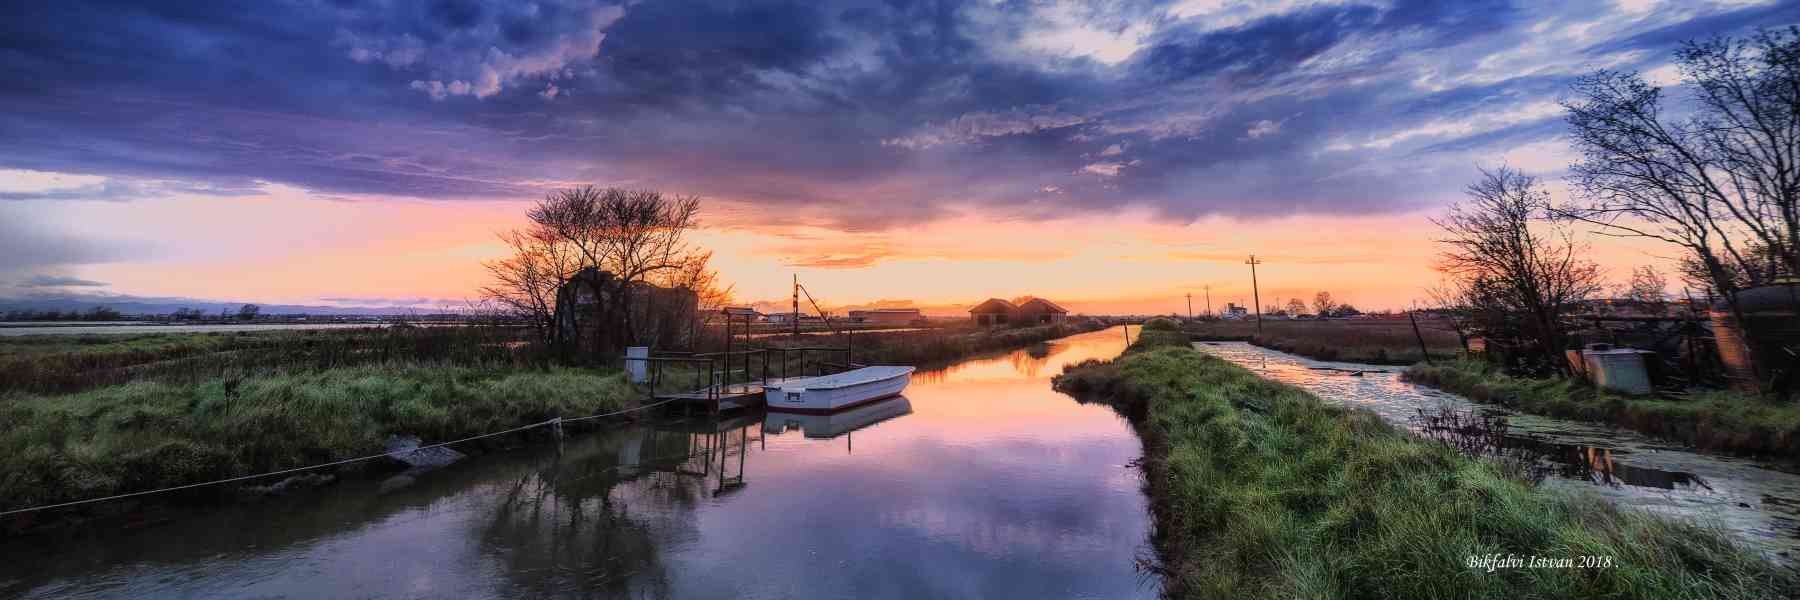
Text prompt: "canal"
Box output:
[[1195, 341, 1800, 560], [0, 326, 1153, 599]]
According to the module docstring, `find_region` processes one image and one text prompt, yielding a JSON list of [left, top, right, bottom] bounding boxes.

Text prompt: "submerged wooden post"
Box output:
[[551, 416, 565, 454], [1409, 309, 1433, 365]]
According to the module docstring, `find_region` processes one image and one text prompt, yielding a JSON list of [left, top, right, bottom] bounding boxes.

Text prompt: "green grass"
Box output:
[[1406, 360, 1800, 460], [0, 326, 530, 395], [0, 364, 636, 513], [0, 331, 239, 356], [1055, 336, 1796, 599], [1142, 317, 1182, 332], [1186, 319, 1463, 365]]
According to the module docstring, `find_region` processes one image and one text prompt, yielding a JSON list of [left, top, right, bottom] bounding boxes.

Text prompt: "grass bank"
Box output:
[[0, 364, 636, 523], [1405, 360, 1800, 461], [1054, 332, 1795, 598], [1184, 319, 1462, 365]]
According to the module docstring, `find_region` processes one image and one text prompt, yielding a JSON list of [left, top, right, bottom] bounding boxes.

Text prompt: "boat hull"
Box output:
[[764, 366, 914, 414]]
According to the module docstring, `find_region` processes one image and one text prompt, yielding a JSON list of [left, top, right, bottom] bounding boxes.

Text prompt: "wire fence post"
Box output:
[[551, 416, 565, 454]]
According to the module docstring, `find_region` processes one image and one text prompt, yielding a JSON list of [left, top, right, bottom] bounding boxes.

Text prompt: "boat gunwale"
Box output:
[[765, 366, 914, 391]]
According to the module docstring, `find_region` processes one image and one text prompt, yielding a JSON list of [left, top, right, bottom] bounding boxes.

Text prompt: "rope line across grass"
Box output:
[[0, 398, 680, 517]]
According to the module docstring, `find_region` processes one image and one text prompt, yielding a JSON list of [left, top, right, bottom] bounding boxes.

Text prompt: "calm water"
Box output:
[[1195, 341, 1800, 560], [0, 327, 1153, 599]]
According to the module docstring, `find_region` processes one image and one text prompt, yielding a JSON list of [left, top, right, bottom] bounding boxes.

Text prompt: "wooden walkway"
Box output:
[[656, 377, 808, 412]]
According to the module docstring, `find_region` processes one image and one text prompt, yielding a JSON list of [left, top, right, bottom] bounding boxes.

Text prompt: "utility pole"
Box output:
[[1204, 285, 1212, 317], [1186, 293, 1193, 320], [1245, 255, 1264, 333], [1407, 301, 1432, 365]]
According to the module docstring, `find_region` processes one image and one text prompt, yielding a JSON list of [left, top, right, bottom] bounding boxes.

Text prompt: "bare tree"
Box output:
[[1560, 27, 1800, 307], [1624, 265, 1671, 316], [1285, 297, 1307, 316], [1426, 279, 1480, 353], [644, 249, 733, 349], [1435, 167, 1604, 375], [482, 225, 584, 353], [1312, 291, 1336, 317], [523, 186, 711, 355]]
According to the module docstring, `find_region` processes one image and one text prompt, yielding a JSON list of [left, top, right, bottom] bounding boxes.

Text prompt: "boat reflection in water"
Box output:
[[642, 396, 916, 499], [764, 396, 914, 452]]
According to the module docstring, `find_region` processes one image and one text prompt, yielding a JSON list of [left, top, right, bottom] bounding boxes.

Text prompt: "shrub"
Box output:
[[1142, 317, 1181, 332]]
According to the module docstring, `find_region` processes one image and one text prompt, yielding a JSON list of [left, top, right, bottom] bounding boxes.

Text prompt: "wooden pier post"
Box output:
[[1408, 309, 1432, 365]]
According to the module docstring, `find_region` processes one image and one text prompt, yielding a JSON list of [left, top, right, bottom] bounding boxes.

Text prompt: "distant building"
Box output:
[[848, 308, 923, 325], [1572, 298, 1674, 318], [764, 312, 823, 325], [969, 298, 1016, 326], [1013, 297, 1068, 324], [1221, 303, 1250, 320], [968, 297, 1069, 326], [555, 267, 699, 353]]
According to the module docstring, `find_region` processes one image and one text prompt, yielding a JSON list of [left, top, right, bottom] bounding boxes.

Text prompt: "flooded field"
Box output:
[[0, 327, 1152, 599], [1196, 341, 1800, 560]]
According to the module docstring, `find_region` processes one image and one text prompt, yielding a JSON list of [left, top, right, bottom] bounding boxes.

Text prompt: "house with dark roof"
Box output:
[[1013, 297, 1069, 324], [967, 296, 1069, 326], [969, 298, 1016, 326]]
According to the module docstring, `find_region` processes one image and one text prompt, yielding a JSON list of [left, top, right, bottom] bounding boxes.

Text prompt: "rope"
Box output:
[[562, 398, 676, 423], [0, 398, 678, 517]]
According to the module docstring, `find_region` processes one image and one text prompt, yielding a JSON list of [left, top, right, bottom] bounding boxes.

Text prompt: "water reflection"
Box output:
[[3, 326, 1154, 599], [764, 396, 914, 452], [1197, 341, 1800, 559], [1409, 405, 1715, 492]]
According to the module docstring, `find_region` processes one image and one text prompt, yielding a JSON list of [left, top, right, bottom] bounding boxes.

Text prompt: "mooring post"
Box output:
[[1408, 308, 1432, 365], [551, 416, 565, 454]]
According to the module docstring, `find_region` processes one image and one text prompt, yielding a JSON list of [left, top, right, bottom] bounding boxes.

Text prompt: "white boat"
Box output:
[[764, 365, 914, 414], [764, 396, 913, 438]]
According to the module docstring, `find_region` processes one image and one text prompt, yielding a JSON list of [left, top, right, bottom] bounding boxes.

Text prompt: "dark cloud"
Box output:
[[0, 211, 145, 270], [0, 0, 1793, 228], [19, 275, 108, 288]]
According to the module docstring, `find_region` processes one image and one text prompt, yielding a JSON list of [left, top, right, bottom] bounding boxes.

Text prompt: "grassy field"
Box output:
[[0, 364, 636, 520], [1054, 330, 1795, 599], [1406, 360, 1800, 461], [0, 326, 529, 395], [1185, 319, 1463, 364]]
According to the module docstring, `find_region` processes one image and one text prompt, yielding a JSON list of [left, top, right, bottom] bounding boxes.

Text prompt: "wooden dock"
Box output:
[[656, 377, 808, 412]]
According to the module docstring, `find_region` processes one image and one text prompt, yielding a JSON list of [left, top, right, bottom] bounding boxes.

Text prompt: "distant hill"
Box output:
[[0, 293, 447, 317]]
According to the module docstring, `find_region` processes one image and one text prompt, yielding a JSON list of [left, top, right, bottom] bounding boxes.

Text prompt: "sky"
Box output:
[[2, 0, 1796, 315]]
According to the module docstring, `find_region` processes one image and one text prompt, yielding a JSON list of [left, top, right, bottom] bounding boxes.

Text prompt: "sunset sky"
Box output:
[[3, 0, 1795, 315]]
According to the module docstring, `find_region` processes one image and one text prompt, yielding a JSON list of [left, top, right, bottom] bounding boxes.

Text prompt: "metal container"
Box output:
[[625, 346, 650, 383], [1710, 281, 1800, 392], [1583, 349, 1655, 395]]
